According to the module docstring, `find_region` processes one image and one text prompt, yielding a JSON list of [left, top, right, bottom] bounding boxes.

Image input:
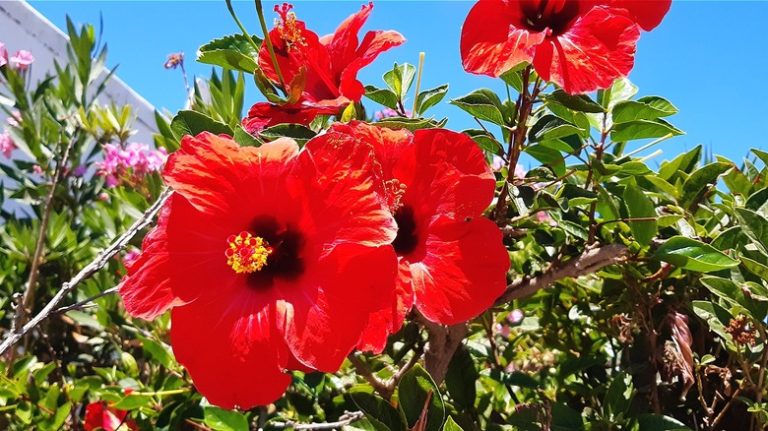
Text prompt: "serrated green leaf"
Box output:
[[416, 84, 449, 115], [611, 118, 683, 142], [170, 110, 233, 140], [450, 89, 505, 125]]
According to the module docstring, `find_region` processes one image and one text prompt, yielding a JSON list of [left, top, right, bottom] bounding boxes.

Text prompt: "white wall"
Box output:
[[0, 0, 157, 144]]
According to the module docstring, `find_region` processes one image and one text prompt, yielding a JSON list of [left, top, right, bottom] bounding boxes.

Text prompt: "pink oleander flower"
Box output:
[[10, 50, 34, 71], [96, 142, 168, 188], [0, 131, 15, 158], [0, 43, 7, 68], [373, 108, 411, 121]]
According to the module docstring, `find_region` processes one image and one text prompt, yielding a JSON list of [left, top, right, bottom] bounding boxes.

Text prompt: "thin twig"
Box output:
[[495, 244, 629, 305], [0, 188, 172, 357], [348, 353, 391, 399], [254, 0, 286, 90], [266, 411, 365, 430], [710, 386, 743, 430], [54, 286, 118, 315]]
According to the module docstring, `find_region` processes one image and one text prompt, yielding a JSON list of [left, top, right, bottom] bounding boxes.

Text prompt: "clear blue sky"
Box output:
[[29, 1, 768, 165]]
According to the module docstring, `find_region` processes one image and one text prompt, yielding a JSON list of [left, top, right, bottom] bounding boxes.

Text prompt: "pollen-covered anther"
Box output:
[[225, 231, 273, 274], [385, 179, 407, 212]]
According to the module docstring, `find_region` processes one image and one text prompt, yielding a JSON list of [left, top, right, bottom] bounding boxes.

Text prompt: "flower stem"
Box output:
[[224, 0, 262, 54], [412, 52, 425, 117], [254, 0, 286, 91]]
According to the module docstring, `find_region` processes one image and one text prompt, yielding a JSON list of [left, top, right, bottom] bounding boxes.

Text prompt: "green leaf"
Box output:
[[529, 115, 582, 143], [604, 372, 633, 420], [551, 403, 583, 431], [113, 394, 152, 410], [635, 414, 691, 431], [366, 85, 399, 110], [612, 96, 677, 123], [680, 162, 731, 209], [350, 389, 406, 431], [203, 406, 249, 431], [416, 84, 449, 115], [525, 144, 566, 177], [659, 145, 701, 181], [734, 207, 768, 253], [445, 347, 477, 411], [623, 183, 657, 246], [397, 364, 445, 431], [692, 300, 733, 345], [700, 276, 767, 320], [611, 118, 683, 142], [233, 125, 262, 147], [550, 90, 604, 113], [383, 63, 416, 101], [598, 77, 638, 109], [197, 34, 260, 73], [260, 123, 317, 145], [170, 110, 233, 140], [442, 417, 465, 431], [654, 236, 739, 273], [375, 117, 448, 132], [450, 89, 505, 125]]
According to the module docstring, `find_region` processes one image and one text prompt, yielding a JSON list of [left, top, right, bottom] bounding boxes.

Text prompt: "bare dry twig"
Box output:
[[0, 188, 172, 357], [265, 411, 365, 430]]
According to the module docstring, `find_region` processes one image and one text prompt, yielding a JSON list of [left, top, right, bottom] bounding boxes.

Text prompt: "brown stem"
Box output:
[[348, 353, 392, 400], [10, 137, 74, 360], [421, 317, 468, 385], [269, 411, 365, 430], [710, 386, 743, 431], [495, 244, 628, 305]]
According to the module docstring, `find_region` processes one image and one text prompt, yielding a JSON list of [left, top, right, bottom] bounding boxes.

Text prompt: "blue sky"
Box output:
[[29, 1, 768, 165]]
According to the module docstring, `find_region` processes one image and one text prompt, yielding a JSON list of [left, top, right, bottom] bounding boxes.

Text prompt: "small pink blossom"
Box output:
[[508, 309, 524, 325], [72, 165, 87, 177], [0, 43, 7, 68], [0, 131, 15, 158], [10, 50, 34, 71], [95, 142, 167, 187], [32, 165, 43, 175], [97, 192, 110, 202], [122, 249, 141, 268], [374, 108, 411, 121], [514, 164, 526, 179], [535, 210, 556, 226]]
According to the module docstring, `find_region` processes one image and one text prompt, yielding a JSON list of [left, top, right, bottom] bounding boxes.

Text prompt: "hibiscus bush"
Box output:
[[2, 1, 768, 430]]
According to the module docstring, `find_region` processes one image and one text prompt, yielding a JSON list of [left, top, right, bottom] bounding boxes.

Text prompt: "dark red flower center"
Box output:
[[520, 0, 580, 36], [392, 205, 419, 256], [243, 216, 305, 287]]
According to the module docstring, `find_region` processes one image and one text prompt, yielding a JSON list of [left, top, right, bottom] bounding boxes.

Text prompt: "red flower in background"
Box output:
[[83, 402, 137, 431], [460, 0, 670, 94], [242, 3, 404, 133], [325, 123, 509, 352], [119, 132, 397, 409]]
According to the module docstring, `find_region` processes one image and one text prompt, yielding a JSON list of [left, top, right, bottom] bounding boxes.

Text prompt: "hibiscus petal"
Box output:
[[163, 133, 299, 215], [118, 198, 184, 320], [357, 261, 414, 353], [170, 298, 291, 409], [278, 244, 397, 371], [339, 29, 405, 101], [242, 101, 341, 135], [533, 6, 640, 94], [324, 3, 373, 77], [461, 0, 546, 77], [597, 0, 671, 31], [410, 217, 509, 325], [296, 130, 398, 250]]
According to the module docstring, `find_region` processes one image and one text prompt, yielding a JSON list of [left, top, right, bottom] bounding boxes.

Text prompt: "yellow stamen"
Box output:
[[225, 231, 272, 274]]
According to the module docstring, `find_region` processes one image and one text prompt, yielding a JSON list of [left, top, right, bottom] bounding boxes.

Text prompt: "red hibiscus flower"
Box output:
[[242, 2, 404, 133], [83, 402, 137, 431], [323, 123, 509, 352], [119, 132, 398, 409], [460, 0, 671, 94]]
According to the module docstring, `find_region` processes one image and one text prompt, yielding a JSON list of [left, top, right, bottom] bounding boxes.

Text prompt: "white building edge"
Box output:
[[0, 0, 157, 143]]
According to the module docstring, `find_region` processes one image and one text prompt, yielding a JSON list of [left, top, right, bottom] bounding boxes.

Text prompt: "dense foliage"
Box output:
[[2, 2, 768, 431]]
